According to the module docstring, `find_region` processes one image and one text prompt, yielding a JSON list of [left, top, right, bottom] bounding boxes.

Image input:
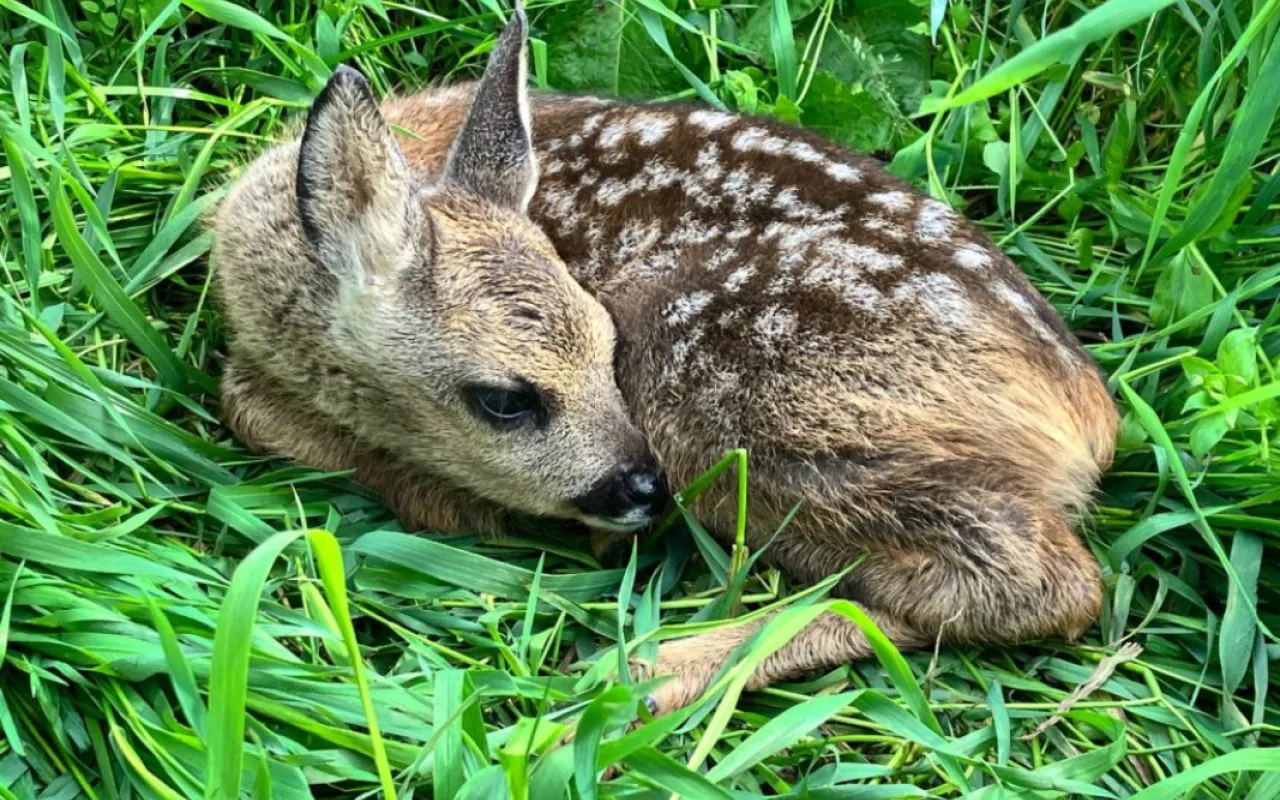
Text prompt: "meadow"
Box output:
[[1, 0, 1279, 797]]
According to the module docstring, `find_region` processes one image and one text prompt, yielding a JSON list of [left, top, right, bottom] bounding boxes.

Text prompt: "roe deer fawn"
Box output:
[[213, 7, 1118, 715]]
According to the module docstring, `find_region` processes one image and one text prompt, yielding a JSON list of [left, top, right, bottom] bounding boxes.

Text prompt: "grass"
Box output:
[[0, 0, 1279, 797]]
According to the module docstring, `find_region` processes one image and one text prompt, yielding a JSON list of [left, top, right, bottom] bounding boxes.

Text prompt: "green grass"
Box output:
[[1, 0, 1279, 797]]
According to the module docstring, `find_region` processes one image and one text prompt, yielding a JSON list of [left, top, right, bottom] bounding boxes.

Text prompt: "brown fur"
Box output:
[[212, 14, 1118, 715]]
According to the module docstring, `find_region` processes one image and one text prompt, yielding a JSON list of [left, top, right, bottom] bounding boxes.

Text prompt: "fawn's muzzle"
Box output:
[[572, 460, 670, 530]]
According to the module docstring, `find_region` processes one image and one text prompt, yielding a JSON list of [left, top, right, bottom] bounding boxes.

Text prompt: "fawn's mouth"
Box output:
[[577, 507, 658, 534]]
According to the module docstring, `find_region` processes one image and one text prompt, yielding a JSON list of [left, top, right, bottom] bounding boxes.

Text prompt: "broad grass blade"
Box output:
[[928, 0, 1177, 111]]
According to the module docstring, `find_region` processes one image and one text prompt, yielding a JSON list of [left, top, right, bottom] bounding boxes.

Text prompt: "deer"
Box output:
[[212, 6, 1118, 717]]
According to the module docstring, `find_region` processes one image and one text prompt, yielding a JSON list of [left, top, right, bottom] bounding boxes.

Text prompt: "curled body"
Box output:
[[213, 10, 1119, 715]]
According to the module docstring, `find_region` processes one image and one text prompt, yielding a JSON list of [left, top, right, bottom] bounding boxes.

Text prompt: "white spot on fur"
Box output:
[[616, 219, 665, 262], [771, 187, 806, 218], [996, 282, 1037, 315], [802, 262, 883, 311], [644, 250, 678, 276], [771, 188, 842, 222], [954, 242, 994, 270], [997, 282, 1051, 329], [790, 142, 824, 163], [721, 169, 750, 196], [595, 177, 629, 206], [717, 308, 744, 328], [677, 170, 718, 208], [544, 139, 564, 152], [777, 248, 808, 272], [666, 290, 715, 326], [642, 159, 683, 191], [731, 128, 791, 156], [731, 128, 766, 151], [543, 160, 565, 176], [630, 112, 675, 146], [695, 142, 723, 181], [819, 239, 903, 273], [703, 249, 738, 273], [917, 199, 958, 241], [994, 282, 1078, 364], [722, 168, 774, 213], [688, 109, 735, 131], [598, 119, 628, 149], [667, 214, 722, 246], [862, 215, 908, 240], [761, 221, 846, 250], [765, 274, 792, 296], [894, 274, 974, 327], [867, 191, 913, 213], [761, 136, 790, 155], [754, 305, 798, 346], [594, 172, 649, 206], [826, 162, 861, 182], [582, 113, 604, 136], [567, 134, 585, 149], [724, 264, 755, 292], [666, 325, 706, 381], [539, 186, 579, 225]]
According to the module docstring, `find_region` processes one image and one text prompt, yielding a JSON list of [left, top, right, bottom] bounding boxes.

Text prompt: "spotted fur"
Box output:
[[215, 12, 1119, 718]]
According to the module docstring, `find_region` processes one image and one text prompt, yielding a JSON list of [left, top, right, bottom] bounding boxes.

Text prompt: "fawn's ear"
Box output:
[[442, 6, 538, 212], [297, 65, 420, 286]]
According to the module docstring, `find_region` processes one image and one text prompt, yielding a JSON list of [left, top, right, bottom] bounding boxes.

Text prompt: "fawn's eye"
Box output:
[[466, 383, 545, 429]]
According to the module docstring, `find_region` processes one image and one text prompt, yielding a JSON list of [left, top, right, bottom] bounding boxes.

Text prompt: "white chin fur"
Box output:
[[579, 512, 653, 533]]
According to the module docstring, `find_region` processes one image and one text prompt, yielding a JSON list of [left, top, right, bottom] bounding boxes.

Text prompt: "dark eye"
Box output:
[[466, 384, 544, 429]]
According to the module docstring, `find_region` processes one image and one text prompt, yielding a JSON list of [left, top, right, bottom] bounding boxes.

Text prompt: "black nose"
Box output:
[[571, 463, 670, 524], [622, 468, 665, 506]]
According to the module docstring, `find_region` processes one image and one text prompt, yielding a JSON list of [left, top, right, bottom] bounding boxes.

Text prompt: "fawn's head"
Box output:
[[295, 8, 665, 531]]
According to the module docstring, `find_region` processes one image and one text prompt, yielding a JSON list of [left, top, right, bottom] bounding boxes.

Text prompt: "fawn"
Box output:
[[212, 8, 1118, 715]]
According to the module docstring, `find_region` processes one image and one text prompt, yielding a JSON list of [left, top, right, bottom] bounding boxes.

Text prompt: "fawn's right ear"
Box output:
[[442, 5, 538, 212], [297, 65, 419, 287]]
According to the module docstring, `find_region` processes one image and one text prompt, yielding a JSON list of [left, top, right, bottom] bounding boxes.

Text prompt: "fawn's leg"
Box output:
[[221, 361, 513, 535], [639, 488, 1102, 715], [637, 607, 924, 714]]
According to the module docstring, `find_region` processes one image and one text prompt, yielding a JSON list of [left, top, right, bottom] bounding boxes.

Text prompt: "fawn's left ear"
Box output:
[[442, 4, 538, 212], [297, 65, 422, 286]]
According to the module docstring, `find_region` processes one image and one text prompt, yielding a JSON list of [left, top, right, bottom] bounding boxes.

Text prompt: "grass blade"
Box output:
[[49, 174, 188, 390], [769, 0, 798, 100], [1220, 531, 1263, 695], [1128, 749, 1280, 799], [205, 530, 305, 799], [928, 0, 1177, 111], [623, 747, 735, 799], [706, 690, 859, 781], [1151, 29, 1280, 262], [306, 530, 397, 800], [149, 597, 208, 737]]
